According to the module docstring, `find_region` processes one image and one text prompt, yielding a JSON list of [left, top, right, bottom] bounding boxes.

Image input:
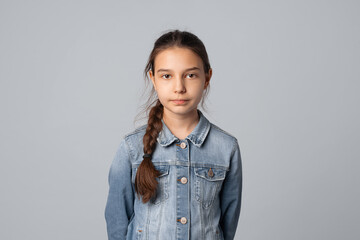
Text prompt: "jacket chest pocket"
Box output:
[[194, 167, 227, 208], [132, 165, 170, 205]]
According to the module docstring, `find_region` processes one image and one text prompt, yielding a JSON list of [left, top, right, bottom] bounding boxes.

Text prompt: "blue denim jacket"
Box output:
[[105, 109, 242, 240]]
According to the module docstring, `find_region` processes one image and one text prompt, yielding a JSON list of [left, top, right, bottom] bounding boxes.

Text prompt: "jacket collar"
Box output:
[[156, 109, 211, 148]]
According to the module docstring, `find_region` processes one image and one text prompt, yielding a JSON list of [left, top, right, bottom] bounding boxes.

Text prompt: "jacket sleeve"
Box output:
[[105, 137, 134, 240], [219, 139, 243, 240]]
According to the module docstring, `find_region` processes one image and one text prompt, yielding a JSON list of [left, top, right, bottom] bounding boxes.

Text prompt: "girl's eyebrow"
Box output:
[[157, 67, 201, 73]]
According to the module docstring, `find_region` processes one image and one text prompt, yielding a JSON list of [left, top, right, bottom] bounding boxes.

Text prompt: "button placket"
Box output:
[[175, 139, 189, 236]]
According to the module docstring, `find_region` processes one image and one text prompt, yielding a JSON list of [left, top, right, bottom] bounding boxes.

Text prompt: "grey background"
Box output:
[[0, 0, 359, 239]]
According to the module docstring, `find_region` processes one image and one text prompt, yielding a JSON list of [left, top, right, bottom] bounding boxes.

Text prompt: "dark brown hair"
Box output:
[[134, 29, 212, 203]]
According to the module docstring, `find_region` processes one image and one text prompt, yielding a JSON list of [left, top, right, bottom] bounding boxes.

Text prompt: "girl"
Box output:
[[105, 29, 242, 240]]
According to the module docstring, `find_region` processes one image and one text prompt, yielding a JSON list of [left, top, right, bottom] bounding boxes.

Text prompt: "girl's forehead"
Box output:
[[154, 47, 203, 70]]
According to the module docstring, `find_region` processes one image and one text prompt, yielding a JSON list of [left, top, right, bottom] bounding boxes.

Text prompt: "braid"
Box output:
[[134, 100, 164, 203]]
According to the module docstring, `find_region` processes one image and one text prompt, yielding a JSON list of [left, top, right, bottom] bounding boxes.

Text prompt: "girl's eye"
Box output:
[[161, 73, 197, 79], [186, 73, 197, 79], [161, 74, 171, 79]]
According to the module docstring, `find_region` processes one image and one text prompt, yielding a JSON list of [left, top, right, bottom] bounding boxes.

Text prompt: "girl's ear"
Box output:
[[149, 70, 157, 90], [204, 68, 212, 89]]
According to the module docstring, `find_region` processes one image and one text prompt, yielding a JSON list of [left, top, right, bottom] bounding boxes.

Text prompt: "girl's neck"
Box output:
[[162, 109, 200, 140]]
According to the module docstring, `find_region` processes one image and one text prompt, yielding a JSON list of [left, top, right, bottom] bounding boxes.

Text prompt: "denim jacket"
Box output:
[[105, 109, 242, 240]]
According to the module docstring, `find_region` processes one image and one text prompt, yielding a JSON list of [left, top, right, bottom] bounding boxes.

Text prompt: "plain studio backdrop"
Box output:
[[0, 0, 359, 239]]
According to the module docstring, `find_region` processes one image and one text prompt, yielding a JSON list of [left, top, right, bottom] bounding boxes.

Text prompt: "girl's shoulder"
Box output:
[[116, 124, 147, 163], [123, 124, 147, 139], [121, 124, 148, 149], [113, 124, 147, 145], [209, 122, 238, 143]]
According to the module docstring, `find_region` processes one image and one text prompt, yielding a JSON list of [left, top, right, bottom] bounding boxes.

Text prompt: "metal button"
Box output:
[[180, 142, 187, 149], [180, 177, 187, 184], [208, 168, 214, 178], [180, 217, 187, 224]]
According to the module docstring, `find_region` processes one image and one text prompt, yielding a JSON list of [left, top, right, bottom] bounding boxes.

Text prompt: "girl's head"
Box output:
[[135, 29, 212, 203], [144, 30, 212, 116]]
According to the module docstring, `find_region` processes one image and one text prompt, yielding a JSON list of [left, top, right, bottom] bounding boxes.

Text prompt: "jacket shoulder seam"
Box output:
[[230, 138, 238, 158], [124, 124, 147, 138], [122, 124, 147, 161], [210, 123, 238, 142], [119, 135, 133, 163]]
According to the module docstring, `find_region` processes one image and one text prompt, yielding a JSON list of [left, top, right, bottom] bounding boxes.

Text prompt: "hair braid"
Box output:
[[134, 99, 164, 203]]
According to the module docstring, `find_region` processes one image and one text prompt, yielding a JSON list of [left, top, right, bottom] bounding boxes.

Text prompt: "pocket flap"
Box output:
[[154, 165, 170, 178], [194, 167, 226, 181]]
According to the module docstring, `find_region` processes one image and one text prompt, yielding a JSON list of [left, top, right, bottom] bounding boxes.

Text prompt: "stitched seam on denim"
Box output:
[[200, 191, 204, 240], [131, 161, 229, 171], [209, 204, 216, 238], [175, 164, 178, 239], [156, 199, 165, 239], [124, 135, 135, 162], [230, 138, 238, 159], [220, 139, 238, 189], [188, 163, 191, 240], [146, 206, 150, 240]]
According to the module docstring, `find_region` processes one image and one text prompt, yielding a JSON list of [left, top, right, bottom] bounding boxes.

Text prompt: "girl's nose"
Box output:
[[174, 77, 186, 93]]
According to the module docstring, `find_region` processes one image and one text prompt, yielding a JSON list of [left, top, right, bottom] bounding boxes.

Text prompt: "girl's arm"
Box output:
[[219, 139, 243, 240], [105, 137, 134, 240]]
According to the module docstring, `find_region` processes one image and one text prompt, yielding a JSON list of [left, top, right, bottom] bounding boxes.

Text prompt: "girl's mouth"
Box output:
[[172, 100, 188, 105]]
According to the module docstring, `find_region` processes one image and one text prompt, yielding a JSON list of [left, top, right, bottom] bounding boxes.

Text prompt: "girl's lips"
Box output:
[[172, 100, 188, 105]]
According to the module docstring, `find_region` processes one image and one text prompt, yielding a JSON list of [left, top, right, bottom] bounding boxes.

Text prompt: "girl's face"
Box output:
[[149, 47, 212, 118]]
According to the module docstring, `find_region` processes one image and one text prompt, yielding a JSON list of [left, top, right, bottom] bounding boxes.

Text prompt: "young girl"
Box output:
[[105, 29, 242, 240]]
